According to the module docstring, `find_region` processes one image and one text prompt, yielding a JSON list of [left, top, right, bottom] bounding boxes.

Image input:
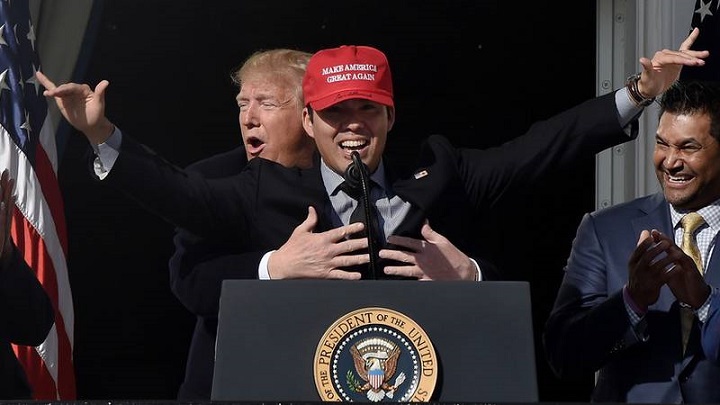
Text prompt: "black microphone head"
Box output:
[[343, 151, 365, 190]]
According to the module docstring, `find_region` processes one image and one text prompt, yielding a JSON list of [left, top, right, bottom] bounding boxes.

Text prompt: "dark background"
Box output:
[[57, 0, 601, 401]]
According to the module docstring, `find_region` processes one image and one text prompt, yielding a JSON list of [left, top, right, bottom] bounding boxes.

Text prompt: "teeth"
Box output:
[[668, 175, 690, 182], [340, 140, 366, 148]]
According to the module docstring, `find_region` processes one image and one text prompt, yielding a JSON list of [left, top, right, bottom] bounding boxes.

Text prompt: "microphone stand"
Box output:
[[344, 151, 378, 279]]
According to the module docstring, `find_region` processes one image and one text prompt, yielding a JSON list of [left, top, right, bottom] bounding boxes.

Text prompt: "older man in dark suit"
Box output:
[[167, 48, 314, 401]]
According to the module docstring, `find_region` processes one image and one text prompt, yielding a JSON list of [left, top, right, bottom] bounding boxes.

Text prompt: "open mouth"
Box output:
[[665, 173, 694, 187], [246, 137, 265, 154]]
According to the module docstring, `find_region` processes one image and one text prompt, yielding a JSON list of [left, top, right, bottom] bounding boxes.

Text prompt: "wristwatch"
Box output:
[[625, 73, 656, 107]]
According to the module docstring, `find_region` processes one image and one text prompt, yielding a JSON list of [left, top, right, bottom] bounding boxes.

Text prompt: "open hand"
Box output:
[[268, 206, 369, 279]]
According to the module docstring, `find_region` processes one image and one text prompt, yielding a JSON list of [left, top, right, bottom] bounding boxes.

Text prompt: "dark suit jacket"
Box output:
[[105, 91, 633, 280], [167, 147, 502, 398], [544, 192, 720, 403], [168, 146, 259, 400], [0, 246, 54, 399]]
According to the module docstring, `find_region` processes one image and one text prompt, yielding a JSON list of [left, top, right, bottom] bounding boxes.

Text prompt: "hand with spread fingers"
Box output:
[[636, 27, 708, 99], [379, 221, 477, 281], [268, 206, 370, 280], [35, 71, 115, 145]]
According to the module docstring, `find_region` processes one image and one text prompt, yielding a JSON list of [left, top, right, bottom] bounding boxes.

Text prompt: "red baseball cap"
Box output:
[[303, 45, 394, 111]]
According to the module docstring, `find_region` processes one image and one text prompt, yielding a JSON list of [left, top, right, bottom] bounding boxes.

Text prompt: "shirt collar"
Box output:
[[320, 158, 387, 196], [669, 199, 720, 232]]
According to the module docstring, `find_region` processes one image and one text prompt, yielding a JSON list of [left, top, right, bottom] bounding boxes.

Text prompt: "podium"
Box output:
[[211, 280, 537, 402]]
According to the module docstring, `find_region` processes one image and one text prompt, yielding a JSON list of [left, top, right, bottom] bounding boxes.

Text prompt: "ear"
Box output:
[[387, 106, 396, 132], [302, 107, 315, 139]]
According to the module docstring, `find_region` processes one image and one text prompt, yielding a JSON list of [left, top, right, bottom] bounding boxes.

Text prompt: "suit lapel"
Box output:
[[630, 193, 672, 238], [382, 156, 435, 237], [705, 245, 720, 287], [304, 155, 337, 233]]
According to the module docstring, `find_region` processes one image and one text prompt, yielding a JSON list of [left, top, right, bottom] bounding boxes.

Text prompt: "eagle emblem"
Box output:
[[314, 308, 437, 402], [348, 337, 406, 402]]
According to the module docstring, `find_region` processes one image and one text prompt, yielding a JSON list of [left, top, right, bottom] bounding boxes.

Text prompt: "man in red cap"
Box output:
[[37, 32, 708, 283]]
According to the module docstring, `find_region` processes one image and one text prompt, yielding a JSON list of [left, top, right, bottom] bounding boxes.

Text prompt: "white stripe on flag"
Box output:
[[0, 125, 72, 389]]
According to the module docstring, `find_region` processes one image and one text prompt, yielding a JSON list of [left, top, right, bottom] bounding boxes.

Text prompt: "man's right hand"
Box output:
[[267, 206, 370, 279], [36, 71, 115, 145]]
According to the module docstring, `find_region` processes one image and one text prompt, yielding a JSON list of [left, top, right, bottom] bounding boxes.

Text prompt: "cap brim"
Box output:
[[308, 89, 394, 111]]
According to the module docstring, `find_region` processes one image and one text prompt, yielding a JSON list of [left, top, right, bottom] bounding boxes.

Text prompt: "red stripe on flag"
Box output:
[[0, 1, 76, 399], [11, 209, 75, 399], [13, 345, 57, 398]]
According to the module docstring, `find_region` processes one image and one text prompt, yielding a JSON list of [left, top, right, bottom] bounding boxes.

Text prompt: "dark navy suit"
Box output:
[[544, 192, 720, 403], [702, 294, 720, 364], [167, 146, 258, 400]]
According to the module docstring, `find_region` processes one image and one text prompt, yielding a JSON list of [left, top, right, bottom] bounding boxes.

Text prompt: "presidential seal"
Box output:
[[313, 307, 438, 402]]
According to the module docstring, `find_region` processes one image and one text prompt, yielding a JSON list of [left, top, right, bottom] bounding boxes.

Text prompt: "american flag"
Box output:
[[0, 1, 75, 400], [682, 0, 720, 81]]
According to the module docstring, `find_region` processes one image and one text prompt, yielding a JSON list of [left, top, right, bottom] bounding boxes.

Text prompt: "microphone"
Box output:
[[343, 151, 378, 279], [343, 153, 364, 190]]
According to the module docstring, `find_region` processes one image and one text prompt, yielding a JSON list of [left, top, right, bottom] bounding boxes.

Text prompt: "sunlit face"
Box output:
[[302, 98, 395, 175], [654, 111, 720, 211], [236, 73, 315, 168]]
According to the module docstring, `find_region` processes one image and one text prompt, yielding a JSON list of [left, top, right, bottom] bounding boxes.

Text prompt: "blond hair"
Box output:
[[231, 48, 311, 106]]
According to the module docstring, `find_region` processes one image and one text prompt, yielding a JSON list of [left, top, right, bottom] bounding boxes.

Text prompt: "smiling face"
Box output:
[[236, 72, 315, 168], [654, 111, 720, 211], [302, 98, 395, 175]]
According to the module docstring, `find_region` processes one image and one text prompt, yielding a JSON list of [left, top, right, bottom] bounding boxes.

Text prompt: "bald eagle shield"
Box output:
[[349, 337, 406, 402]]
